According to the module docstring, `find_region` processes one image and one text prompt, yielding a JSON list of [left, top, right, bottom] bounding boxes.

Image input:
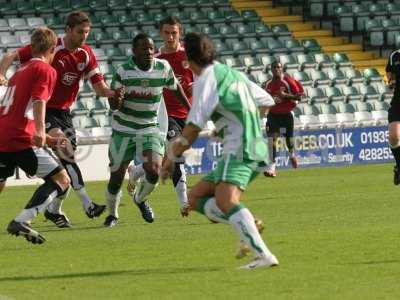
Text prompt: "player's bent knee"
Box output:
[[51, 170, 70, 191]]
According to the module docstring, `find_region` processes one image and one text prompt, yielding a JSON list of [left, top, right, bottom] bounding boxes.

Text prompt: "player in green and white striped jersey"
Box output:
[[104, 33, 190, 227], [161, 32, 278, 269]]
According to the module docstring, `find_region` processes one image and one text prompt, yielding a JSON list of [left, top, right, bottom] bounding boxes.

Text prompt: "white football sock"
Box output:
[[175, 166, 188, 208], [75, 187, 92, 210], [228, 204, 274, 259], [105, 189, 122, 218], [46, 187, 70, 214], [203, 197, 229, 224], [15, 190, 58, 223], [134, 176, 157, 204]]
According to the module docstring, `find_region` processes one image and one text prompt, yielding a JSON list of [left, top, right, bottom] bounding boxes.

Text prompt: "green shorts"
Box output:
[[202, 155, 260, 191], [108, 130, 165, 168]]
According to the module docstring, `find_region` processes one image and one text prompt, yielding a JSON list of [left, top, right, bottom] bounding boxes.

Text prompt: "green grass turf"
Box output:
[[0, 163, 399, 300]]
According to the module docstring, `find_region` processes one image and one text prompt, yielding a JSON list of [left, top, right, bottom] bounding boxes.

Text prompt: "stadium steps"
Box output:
[[352, 59, 387, 70], [286, 22, 318, 31], [314, 36, 347, 46], [231, 0, 387, 77], [293, 30, 332, 39], [230, 0, 273, 9]]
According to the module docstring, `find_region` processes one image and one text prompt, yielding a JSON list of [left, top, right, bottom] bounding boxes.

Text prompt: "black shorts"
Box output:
[[266, 112, 294, 138], [167, 117, 186, 141], [45, 108, 77, 150], [388, 104, 400, 123], [0, 148, 62, 182]]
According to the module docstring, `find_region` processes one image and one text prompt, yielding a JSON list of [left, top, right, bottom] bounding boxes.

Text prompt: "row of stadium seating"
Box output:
[[0, 0, 233, 18], [0, 0, 391, 134], [306, 0, 400, 21]]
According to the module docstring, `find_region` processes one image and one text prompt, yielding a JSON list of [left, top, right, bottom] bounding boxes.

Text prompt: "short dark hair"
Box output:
[[183, 32, 215, 67], [158, 16, 182, 31], [270, 61, 281, 69], [65, 11, 91, 28], [132, 33, 152, 49]]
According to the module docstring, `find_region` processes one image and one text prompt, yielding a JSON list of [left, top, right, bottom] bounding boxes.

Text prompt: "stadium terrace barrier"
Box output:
[[6, 126, 392, 186]]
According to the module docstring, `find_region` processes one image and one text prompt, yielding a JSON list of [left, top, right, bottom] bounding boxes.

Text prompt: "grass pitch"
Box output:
[[0, 163, 399, 300]]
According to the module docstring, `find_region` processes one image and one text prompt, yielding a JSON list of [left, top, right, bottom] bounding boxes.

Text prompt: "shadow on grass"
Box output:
[[0, 266, 223, 282]]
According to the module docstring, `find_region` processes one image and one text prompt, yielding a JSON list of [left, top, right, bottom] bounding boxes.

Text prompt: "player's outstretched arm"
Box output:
[[0, 51, 19, 85]]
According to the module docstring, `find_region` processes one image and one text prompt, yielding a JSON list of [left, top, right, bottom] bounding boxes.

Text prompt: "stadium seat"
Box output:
[[221, 56, 246, 71], [343, 68, 364, 84], [324, 86, 346, 103], [306, 86, 329, 104], [317, 103, 337, 115], [243, 38, 267, 56], [354, 111, 374, 126], [53, 1, 71, 14], [301, 39, 322, 53], [99, 15, 120, 29], [382, 18, 400, 47], [256, 54, 276, 72], [214, 40, 234, 56], [102, 46, 125, 62], [0, 35, 21, 48], [254, 23, 274, 38], [341, 85, 363, 102], [93, 114, 112, 127], [295, 53, 318, 70], [370, 100, 389, 111], [224, 10, 244, 25], [319, 113, 339, 128], [364, 19, 384, 52], [46, 16, 65, 30], [271, 24, 291, 38], [0, 19, 10, 32], [189, 11, 209, 25], [298, 103, 319, 115], [8, 18, 30, 32], [71, 101, 90, 116], [290, 70, 313, 87], [250, 70, 270, 85], [332, 53, 352, 68], [240, 55, 263, 72], [261, 38, 287, 54], [279, 54, 300, 71], [307, 69, 331, 87], [0, 2, 17, 17], [207, 11, 225, 24], [284, 38, 305, 55], [314, 53, 335, 70], [325, 69, 348, 85], [236, 24, 257, 39], [299, 114, 321, 129], [335, 102, 355, 114], [358, 84, 380, 102], [335, 5, 354, 35], [363, 68, 383, 83], [226, 39, 252, 56], [241, 9, 260, 23], [92, 48, 107, 62], [26, 17, 45, 30], [353, 4, 370, 32], [199, 25, 220, 39]]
